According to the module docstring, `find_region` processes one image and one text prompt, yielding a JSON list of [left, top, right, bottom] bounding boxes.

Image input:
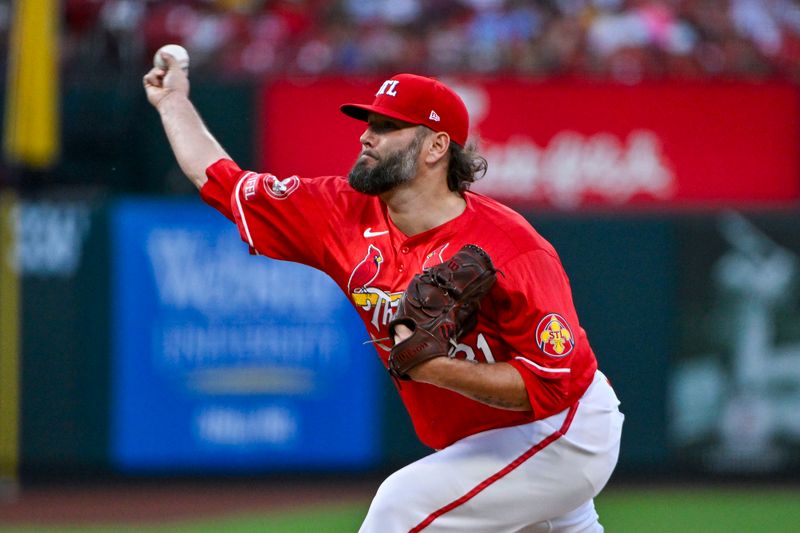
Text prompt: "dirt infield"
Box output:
[[0, 477, 377, 525]]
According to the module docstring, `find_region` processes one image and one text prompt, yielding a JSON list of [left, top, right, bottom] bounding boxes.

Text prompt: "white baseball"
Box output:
[[154, 44, 189, 72]]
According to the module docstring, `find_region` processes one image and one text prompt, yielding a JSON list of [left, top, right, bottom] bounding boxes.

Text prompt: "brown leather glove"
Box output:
[[388, 244, 497, 381]]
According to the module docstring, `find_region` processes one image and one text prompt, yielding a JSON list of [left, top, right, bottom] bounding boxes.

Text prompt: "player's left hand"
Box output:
[[387, 244, 497, 381], [392, 322, 436, 380], [392, 323, 413, 344]]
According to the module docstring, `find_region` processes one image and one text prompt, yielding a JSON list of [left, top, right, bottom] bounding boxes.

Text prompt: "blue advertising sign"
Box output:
[[111, 199, 380, 471]]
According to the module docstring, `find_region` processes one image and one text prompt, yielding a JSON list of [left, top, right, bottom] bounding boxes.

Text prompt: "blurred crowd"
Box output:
[[49, 0, 800, 82]]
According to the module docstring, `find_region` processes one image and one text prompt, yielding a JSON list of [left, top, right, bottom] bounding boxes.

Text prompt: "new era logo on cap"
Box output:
[[340, 73, 469, 146]]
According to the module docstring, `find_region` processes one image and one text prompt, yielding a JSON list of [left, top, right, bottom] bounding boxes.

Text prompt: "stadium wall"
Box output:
[[11, 79, 800, 480]]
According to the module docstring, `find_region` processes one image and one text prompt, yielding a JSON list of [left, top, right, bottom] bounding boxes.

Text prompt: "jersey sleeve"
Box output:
[[498, 249, 595, 418], [200, 158, 342, 270]]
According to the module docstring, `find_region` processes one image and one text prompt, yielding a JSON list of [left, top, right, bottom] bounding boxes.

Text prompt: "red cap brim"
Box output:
[[340, 103, 422, 127]]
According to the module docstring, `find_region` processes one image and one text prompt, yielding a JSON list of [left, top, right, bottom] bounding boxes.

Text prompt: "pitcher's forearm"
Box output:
[[157, 91, 230, 189], [410, 358, 532, 411]]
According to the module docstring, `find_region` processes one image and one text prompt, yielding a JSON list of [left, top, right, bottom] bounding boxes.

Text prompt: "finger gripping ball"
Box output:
[[153, 44, 189, 72]]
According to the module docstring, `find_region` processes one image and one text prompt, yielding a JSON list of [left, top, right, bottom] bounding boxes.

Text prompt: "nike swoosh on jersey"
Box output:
[[363, 227, 389, 238]]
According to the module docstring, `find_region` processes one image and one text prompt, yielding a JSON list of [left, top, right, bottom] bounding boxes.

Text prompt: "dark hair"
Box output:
[[447, 141, 488, 193]]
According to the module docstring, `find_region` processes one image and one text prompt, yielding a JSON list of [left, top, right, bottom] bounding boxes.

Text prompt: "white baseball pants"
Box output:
[[360, 370, 624, 532]]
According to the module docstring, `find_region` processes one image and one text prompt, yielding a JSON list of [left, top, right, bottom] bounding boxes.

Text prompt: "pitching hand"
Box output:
[[143, 52, 190, 109]]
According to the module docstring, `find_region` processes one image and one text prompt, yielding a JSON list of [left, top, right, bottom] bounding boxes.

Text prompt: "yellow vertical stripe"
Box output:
[[0, 192, 19, 486], [3, 0, 60, 168]]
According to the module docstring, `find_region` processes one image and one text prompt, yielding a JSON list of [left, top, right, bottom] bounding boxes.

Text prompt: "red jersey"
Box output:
[[201, 159, 598, 450]]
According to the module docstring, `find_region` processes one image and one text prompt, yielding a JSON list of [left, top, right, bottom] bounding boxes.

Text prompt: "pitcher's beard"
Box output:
[[348, 133, 423, 195]]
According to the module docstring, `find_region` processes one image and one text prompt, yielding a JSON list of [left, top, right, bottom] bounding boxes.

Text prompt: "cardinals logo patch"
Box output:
[[535, 313, 575, 357], [263, 174, 300, 200]]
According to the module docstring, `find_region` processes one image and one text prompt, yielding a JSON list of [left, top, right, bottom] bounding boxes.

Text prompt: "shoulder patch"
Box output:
[[535, 313, 575, 357], [262, 174, 300, 200]]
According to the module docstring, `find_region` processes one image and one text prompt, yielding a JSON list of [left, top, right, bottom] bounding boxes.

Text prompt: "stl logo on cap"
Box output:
[[376, 80, 400, 97], [535, 313, 575, 357]]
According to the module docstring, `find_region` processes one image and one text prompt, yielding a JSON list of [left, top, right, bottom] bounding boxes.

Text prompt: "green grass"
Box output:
[[596, 487, 800, 533], [0, 503, 369, 533], [2, 487, 799, 532]]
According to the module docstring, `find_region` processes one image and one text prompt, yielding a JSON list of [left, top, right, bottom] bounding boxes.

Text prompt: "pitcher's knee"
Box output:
[[549, 499, 602, 533]]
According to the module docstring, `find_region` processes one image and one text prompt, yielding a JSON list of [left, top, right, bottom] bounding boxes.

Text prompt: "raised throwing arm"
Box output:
[[143, 51, 230, 189]]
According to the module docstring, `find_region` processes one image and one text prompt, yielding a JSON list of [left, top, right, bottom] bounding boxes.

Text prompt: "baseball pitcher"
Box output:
[[144, 51, 624, 532]]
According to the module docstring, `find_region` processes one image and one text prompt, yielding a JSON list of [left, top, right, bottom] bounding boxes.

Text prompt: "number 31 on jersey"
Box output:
[[451, 333, 495, 363]]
